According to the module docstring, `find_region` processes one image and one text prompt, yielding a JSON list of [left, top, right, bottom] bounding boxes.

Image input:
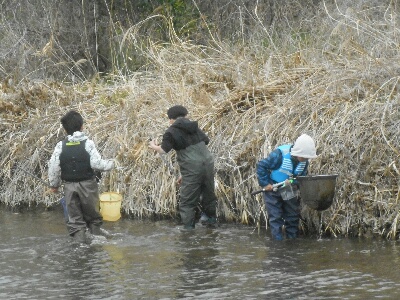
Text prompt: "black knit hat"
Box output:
[[167, 105, 188, 119]]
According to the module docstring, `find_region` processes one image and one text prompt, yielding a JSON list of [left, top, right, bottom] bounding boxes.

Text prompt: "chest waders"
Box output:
[[177, 142, 217, 229]]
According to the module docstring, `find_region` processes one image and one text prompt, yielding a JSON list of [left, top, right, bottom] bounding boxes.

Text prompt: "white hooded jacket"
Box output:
[[48, 131, 114, 187]]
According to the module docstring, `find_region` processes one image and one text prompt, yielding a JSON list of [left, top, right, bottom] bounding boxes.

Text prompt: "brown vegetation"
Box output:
[[0, 1, 399, 239]]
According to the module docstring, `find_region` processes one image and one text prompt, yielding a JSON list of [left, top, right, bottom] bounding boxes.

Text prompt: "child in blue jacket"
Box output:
[[256, 134, 317, 240]]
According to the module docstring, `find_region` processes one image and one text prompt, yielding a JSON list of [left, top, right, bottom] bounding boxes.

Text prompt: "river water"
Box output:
[[1, 207, 400, 300]]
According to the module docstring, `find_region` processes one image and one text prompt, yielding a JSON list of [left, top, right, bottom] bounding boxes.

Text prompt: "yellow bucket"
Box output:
[[99, 192, 122, 221]]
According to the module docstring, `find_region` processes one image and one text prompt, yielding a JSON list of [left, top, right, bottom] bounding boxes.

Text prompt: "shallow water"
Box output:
[[1, 208, 400, 300]]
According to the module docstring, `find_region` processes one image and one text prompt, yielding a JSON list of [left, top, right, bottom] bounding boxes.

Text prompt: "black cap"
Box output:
[[167, 105, 188, 119]]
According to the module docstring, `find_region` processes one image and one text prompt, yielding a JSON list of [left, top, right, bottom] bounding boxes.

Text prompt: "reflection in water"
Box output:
[[1, 208, 400, 299], [176, 230, 221, 298], [260, 238, 400, 299]]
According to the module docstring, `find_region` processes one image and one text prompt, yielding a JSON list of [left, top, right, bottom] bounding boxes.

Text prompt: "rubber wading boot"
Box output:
[[182, 225, 195, 230], [181, 219, 196, 231], [200, 212, 209, 225], [89, 224, 102, 236], [73, 230, 86, 243], [206, 217, 217, 228]]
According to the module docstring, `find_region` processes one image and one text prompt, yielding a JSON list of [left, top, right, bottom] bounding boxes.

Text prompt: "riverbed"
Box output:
[[1, 208, 400, 299]]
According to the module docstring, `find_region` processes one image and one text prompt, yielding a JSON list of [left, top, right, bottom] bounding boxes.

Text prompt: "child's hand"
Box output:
[[284, 179, 292, 186], [50, 187, 59, 193], [263, 184, 273, 191], [148, 138, 165, 154], [148, 138, 158, 149]]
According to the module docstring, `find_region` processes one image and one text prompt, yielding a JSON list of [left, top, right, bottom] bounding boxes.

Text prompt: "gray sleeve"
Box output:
[[48, 141, 62, 187], [85, 139, 115, 171]]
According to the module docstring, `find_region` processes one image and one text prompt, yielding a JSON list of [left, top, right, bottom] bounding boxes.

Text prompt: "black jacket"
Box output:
[[161, 118, 209, 153]]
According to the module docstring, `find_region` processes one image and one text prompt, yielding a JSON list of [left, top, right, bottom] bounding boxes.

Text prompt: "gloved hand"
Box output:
[[95, 170, 102, 183]]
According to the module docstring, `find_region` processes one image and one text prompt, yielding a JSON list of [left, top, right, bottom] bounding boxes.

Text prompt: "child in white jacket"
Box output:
[[48, 110, 114, 243]]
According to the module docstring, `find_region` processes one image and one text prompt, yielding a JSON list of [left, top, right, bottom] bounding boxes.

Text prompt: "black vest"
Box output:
[[59, 139, 94, 182]]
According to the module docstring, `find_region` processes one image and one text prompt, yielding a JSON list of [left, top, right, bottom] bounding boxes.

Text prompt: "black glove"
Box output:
[[94, 171, 102, 183]]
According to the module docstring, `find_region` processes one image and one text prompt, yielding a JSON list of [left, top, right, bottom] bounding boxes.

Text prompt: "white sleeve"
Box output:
[[85, 139, 115, 171], [48, 141, 63, 187]]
